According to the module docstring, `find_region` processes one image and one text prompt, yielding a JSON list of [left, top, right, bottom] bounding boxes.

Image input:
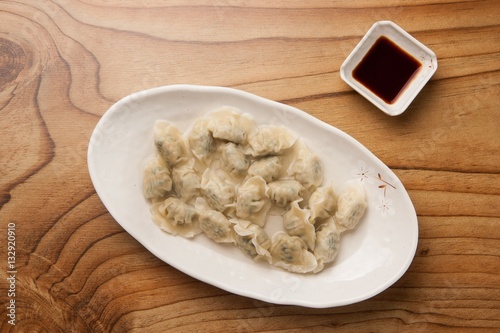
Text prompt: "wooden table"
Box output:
[[1, 1, 499, 332]]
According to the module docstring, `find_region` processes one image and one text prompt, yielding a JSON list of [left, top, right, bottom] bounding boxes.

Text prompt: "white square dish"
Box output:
[[340, 21, 437, 116]]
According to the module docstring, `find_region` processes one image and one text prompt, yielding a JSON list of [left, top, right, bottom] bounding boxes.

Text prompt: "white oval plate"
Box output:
[[87, 84, 418, 308]]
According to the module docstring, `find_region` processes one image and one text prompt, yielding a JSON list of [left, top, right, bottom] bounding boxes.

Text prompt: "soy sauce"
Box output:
[[353, 36, 422, 104]]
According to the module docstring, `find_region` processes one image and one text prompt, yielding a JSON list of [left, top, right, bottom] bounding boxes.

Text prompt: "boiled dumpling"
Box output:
[[200, 168, 236, 212], [335, 180, 367, 231], [235, 176, 271, 227], [288, 139, 323, 190], [247, 156, 282, 183], [246, 125, 297, 156], [150, 197, 201, 238], [270, 232, 317, 273], [308, 182, 337, 225], [283, 200, 316, 250], [267, 179, 306, 208], [220, 142, 249, 176], [207, 106, 255, 144], [232, 219, 271, 263], [195, 197, 234, 243], [172, 159, 201, 202], [186, 117, 216, 164], [154, 120, 188, 167], [145, 108, 367, 275], [313, 218, 341, 273], [143, 156, 173, 201]]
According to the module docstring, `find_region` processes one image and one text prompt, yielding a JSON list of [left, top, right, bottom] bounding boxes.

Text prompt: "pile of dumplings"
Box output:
[[143, 106, 367, 274]]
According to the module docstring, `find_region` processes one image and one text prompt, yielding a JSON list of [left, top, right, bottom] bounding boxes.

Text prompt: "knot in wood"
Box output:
[[0, 38, 26, 88]]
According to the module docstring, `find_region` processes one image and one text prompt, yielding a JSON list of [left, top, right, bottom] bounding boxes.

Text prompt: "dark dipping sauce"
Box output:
[[353, 36, 422, 104]]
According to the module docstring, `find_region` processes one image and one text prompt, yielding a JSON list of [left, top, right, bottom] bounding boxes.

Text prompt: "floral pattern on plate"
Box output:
[[351, 160, 397, 217]]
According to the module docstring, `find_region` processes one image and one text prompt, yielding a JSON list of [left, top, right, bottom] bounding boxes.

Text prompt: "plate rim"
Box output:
[[87, 84, 419, 308]]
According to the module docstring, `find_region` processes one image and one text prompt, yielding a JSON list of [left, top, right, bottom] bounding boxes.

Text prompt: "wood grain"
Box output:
[[0, 0, 499, 332]]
